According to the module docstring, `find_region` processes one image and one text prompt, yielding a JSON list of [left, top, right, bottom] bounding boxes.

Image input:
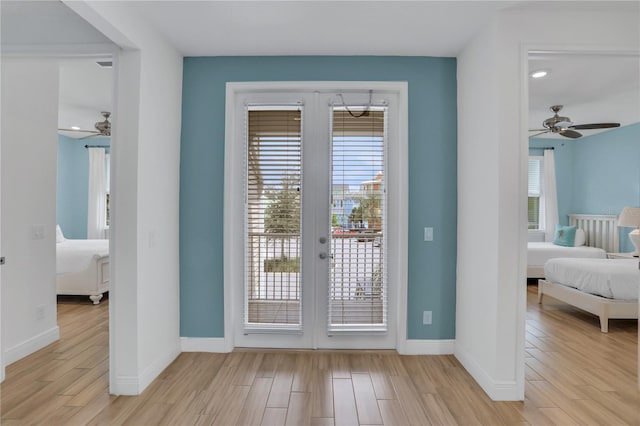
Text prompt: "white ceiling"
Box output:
[[124, 1, 522, 57], [529, 53, 640, 139], [57, 59, 113, 139], [1, 1, 638, 140]]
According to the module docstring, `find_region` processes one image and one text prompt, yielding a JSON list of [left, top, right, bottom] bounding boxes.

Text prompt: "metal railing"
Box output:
[[246, 232, 383, 301]]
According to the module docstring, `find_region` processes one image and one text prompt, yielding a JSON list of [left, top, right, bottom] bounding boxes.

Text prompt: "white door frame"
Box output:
[[224, 81, 409, 352], [0, 48, 116, 386], [518, 44, 640, 398]]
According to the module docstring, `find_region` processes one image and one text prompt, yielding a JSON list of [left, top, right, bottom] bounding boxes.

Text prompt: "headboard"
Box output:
[[568, 214, 619, 253]]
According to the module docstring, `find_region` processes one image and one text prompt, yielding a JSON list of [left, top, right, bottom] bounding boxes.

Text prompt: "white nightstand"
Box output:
[[606, 252, 638, 259]]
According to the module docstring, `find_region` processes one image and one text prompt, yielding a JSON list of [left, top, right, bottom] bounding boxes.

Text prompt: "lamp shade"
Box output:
[[618, 207, 640, 228]]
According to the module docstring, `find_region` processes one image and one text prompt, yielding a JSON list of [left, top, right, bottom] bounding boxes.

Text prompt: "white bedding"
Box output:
[[528, 242, 606, 267], [57, 239, 109, 274], [544, 258, 639, 301]]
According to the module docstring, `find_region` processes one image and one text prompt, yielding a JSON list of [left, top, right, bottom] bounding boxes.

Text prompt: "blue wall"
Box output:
[[180, 56, 458, 340], [56, 135, 110, 239], [530, 122, 640, 252]]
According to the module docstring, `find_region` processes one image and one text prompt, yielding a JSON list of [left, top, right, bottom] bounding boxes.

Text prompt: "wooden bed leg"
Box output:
[[537, 281, 544, 304], [89, 294, 103, 305], [599, 306, 610, 333], [599, 317, 609, 333]]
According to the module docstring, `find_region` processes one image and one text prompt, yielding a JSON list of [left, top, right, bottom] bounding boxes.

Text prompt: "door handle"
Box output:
[[318, 252, 333, 260]]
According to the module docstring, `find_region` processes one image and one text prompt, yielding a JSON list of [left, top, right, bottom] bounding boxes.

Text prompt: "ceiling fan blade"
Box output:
[[569, 123, 620, 130], [529, 130, 549, 138], [78, 133, 100, 140], [58, 128, 99, 134], [559, 129, 582, 139]]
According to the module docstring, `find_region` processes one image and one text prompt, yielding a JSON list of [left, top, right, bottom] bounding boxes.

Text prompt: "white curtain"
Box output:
[[87, 147, 107, 239], [541, 149, 559, 242]]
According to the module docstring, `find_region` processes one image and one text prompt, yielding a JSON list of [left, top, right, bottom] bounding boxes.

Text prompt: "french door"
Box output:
[[228, 84, 405, 349]]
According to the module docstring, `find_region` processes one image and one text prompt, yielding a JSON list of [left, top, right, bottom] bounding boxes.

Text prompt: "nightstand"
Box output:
[[606, 252, 638, 259]]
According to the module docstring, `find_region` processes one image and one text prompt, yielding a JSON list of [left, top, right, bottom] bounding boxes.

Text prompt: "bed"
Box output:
[[538, 258, 639, 332], [56, 226, 109, 304], [527, 214, 618, 278]]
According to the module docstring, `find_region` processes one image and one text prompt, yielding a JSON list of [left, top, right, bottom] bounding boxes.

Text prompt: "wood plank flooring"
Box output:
[[1, 285, 639, 425]]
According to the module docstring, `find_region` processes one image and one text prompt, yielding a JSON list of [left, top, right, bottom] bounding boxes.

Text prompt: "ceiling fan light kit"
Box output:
[[529, 105, 620, 139], [530, 69, 548, 79]]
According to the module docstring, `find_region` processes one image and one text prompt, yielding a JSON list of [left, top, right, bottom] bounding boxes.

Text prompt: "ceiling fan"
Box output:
[[529, 105, 620, 139], [58, 111, 111, 139]]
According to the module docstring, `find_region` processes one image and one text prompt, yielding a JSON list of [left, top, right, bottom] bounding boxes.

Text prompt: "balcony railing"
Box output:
[[246, 231, 383, 302], [246, 231, 384, 326]]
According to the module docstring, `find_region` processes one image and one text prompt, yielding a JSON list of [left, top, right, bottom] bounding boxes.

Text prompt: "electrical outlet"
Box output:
[[36, 304, 46, 320], [423, 310, 432, 325]]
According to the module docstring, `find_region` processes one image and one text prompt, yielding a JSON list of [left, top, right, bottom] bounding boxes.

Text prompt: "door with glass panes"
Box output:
[[233, 88, 400, 349]]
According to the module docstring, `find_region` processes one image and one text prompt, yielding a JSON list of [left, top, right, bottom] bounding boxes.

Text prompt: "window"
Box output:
[[528, 157, 543, 230], [329, 106, 387, 331], [245, 107, 302, 328]]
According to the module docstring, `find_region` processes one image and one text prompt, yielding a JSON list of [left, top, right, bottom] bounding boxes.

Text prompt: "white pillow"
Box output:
[[56, 225, 65, 243], [573, 228, 585, 246]]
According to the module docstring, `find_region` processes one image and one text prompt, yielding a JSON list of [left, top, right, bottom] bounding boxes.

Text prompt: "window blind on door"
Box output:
[[245, 107, 302, 330], [329, 106, 388, 332]]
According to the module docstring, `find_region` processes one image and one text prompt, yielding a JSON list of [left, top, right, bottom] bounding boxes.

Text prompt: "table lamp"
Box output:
[[617, 206, 640, 256]]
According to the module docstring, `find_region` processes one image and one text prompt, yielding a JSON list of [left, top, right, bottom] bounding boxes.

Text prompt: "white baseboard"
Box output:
[[139, 344, 181, 392], [4, 326, 60, 366], [110, 375, 140, 396], [399, 339, 455, 355], [181, 337, 229, 353], [455, 346, 522, 401], [110, 344, 181, 395]]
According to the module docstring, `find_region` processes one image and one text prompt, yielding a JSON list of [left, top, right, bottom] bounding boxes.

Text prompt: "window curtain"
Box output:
[[541, 149, 559, 242], [87, 147, 107, 239]]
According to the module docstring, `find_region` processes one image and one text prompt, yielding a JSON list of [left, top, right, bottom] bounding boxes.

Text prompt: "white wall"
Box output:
[[456, 22, 506, 398], [1, 59, 60, 367], [64, 1, 183, 394], [456, 4, 640, 400]]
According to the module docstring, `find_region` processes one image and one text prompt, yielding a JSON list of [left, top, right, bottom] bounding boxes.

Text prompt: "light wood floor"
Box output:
[[1, 286, 639, 425]]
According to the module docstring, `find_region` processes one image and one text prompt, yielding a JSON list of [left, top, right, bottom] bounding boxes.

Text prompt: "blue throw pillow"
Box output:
[[553, 225, 577, 247]]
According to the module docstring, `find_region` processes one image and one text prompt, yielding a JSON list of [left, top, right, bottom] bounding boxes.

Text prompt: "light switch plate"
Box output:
[[424, 227, 433, 241]]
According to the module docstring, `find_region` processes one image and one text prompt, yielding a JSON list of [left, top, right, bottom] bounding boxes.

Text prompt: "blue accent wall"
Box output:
[[530, 122, 640, 252], [180, 56, 457, 339], [56, 135, 110, 239]]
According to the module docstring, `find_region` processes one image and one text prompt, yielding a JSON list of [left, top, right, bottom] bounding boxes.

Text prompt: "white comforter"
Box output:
[[528, 242, 606, 267], [544, 258, 639, 301], [56, 239, 109, 274]]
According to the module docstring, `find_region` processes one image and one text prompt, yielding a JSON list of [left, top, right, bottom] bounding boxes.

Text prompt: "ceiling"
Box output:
[[528, 52, 640, 139], [124, 1, 522, 57], [1, 1, 638, 140], [57, 59, 113, 139]]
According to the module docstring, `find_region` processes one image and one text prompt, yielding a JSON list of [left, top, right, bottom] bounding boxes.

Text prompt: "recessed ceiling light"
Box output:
[[70, 126, 81, 130], [530, 70, 548, 79]]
